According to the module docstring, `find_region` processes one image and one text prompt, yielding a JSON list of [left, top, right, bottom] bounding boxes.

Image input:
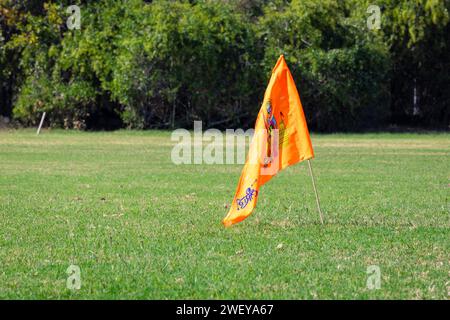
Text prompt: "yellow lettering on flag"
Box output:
[[222, 55, 314, 227]]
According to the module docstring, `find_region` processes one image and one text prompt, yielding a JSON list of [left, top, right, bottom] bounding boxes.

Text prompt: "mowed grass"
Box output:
[[0, 129, 449, 299]]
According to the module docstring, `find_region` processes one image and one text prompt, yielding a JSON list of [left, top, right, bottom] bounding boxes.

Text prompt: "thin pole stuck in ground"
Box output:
[[307, 159, 324, 224], [37, 112, 46, 135]]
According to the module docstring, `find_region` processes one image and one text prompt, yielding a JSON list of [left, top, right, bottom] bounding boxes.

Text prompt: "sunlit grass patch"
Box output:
[[0, 130, 448, 299]]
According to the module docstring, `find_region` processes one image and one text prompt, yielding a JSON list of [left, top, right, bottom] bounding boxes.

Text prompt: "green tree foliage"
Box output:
[[2, 1, 98, 128], [259, 0, 391, 131], [1, 0, 448, 131], [381, 0, 449, 128], [106, 0, 262, 128]]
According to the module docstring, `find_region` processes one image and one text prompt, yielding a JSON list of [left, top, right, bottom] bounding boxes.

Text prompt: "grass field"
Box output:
[[0, 129, 449, 299]]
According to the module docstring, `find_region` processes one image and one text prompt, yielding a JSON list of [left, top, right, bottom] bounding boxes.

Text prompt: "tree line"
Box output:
[[0, 0, 448, 131]]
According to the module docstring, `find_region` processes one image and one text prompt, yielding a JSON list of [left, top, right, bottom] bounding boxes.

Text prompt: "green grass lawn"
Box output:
[[0, 129, 449, 299]]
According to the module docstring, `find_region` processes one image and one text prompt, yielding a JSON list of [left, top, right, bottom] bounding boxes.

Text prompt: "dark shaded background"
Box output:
[[0, 0, 448, 131]]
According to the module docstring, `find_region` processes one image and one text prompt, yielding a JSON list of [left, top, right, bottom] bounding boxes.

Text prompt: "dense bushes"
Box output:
[[0, 0, 449, 131], [260, 0, 391, 131], [106, 0, 262, 128], [380, 0, 450, 128]]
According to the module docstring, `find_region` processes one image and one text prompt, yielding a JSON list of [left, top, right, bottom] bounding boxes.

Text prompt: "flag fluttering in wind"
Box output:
[[222, 55, 314, 227]]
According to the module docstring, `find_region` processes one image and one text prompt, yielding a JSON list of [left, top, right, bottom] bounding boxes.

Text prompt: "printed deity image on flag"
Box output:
[[262, 99, 290, 168], [223, 55, 314, 227]]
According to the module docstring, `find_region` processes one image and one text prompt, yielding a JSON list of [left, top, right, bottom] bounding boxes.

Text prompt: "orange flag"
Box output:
[[222, 55, 314, 227]]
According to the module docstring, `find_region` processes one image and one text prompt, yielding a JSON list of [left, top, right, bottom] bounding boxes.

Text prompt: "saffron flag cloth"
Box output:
[[222, 55, 314, 227]]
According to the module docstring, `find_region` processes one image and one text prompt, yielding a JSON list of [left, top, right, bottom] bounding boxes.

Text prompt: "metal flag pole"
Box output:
[[307, 159, 324, 224], [37, 112, 46, 135]]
